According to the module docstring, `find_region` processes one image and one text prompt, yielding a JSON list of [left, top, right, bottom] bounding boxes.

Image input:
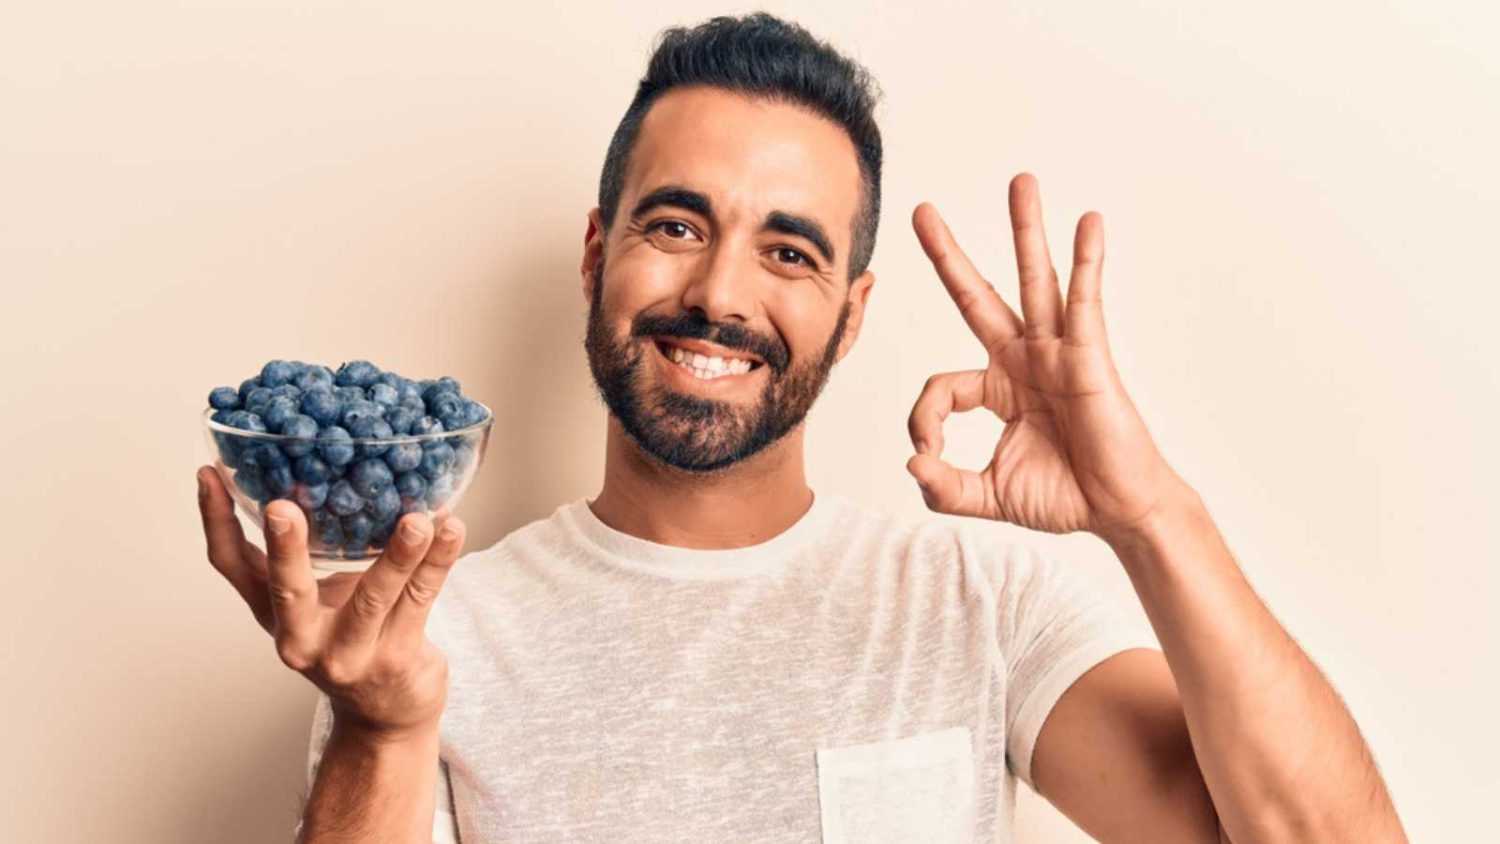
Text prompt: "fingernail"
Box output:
[[439, 523, 460, 542], [267, 514, 290, 536], [401, 522, 424, 544]]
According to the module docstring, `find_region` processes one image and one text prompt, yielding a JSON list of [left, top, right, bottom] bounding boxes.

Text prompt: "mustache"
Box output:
[[632, 312, 788, 372]]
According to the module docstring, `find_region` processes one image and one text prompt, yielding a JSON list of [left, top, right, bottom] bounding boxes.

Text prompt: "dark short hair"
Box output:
[[597, 12, 884, 282]]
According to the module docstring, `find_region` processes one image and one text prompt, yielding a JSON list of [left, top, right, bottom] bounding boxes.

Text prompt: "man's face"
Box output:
[[583, 85, 873, 474]]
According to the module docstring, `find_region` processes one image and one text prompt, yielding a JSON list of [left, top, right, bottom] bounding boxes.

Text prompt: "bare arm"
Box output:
[[1099, 488, 1406, 843], [299, 719, 441, 844], [196, 464, 468, 844]]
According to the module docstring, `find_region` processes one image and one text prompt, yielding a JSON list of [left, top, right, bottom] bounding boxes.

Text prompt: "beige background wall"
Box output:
[[3, 1, 1496, 841]]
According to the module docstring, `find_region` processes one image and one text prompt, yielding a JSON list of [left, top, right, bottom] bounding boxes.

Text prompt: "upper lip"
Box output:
[[653, 336, 764, 366]]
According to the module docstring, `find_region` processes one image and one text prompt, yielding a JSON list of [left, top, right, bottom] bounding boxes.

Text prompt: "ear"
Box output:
[[581, 208, 606, 305], [833, 269, 876, 363]]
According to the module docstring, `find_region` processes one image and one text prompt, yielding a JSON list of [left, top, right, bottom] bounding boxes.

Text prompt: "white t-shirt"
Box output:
[[297, 492, 1159, 843]]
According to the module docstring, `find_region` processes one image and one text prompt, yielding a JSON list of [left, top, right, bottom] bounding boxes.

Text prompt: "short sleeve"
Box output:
[[292, 690, 460, 843], [977, 534, 1161, 791]]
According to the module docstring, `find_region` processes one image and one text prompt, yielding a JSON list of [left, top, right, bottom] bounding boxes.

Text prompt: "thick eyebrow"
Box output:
[[629, 184, 837, 266]]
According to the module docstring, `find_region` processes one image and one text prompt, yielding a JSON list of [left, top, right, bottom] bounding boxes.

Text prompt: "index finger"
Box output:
[[912, 201, 1024, 352], [262, 499, 324, 666]]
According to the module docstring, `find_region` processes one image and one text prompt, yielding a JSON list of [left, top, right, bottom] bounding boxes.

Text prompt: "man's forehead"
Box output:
[[624, 87, 861, 240]]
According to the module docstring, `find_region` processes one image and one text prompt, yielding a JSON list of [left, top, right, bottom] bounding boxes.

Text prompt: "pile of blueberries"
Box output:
[[206, 359, 489, 557]]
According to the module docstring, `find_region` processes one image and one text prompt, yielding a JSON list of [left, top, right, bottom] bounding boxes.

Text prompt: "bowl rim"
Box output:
[[202, 400, 493, 445]]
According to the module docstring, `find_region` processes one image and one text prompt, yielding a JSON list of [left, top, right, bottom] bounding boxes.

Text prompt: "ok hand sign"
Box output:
[[906, 173, 1192, 541]]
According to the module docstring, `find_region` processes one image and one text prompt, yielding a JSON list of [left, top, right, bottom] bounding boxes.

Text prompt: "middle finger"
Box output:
[[1008, 173, 1065, 340], [325, 513, 436, 654]]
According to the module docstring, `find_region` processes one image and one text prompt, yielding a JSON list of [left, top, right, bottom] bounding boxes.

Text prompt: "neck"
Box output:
[[588, 417, 814, 550]]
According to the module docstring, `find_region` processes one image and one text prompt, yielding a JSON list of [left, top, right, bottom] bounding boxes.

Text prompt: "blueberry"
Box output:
[[263, 397, 298, 432], [349, 458, 394, 499], [383, 441, 422, 473], [234, 468, 268, 503], [326, 480, 364, 516], [437, 406, 467, 433], [399, 495, 427, 516], [279, 414, 319, 456], [342, 512, 374, 552], [368, 382, 399, 407], [427, 388, 461, 413], [384, 405, 420, 436], [244, 387, 274, 416], [346, 416, 392, 458], [396, 380, 424, 406], [340, 400, 384, 429], [310, 509, 344, 548], [294, 481, 329, 510], [411, 416, 445, 437], [223, 410, 267, 433], [237, 377, 261, 405], [334, 385, 366, 406], [294, 368, 333, 392], [260, 360, 297, 388], [421, 376, 461, 401], [317, 426, 355, 467], [460, 399, 488, 428], [334, 360, 380, 388], [299, 388, 341, 427], [293, 453, 332, 485], [426, 473, 456, 508], [418, 441, 455, 479], [264, 463, 296, 498], [365, 485, 401, 523], [395, 471, 428, 500], [371, 518, 396, 546], [375, 371, 402, 389], [208, 386, 241, 410], [243, 441, 290, 473]]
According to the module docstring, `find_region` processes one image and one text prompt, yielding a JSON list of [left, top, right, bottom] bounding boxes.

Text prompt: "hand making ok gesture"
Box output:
[[905, 173, 1193, 540]]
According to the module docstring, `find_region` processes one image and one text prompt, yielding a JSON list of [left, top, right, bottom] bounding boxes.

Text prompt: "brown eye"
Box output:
[[776, 247, 812, 267], [649, 220, 694, 239]]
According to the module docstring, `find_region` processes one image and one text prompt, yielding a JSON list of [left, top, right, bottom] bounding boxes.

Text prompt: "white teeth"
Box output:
[[663, 343, 754, 380]]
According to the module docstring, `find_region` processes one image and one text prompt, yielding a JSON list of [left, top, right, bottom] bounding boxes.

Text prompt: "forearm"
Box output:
[[1100, 487, 1405, 844], [298, 717, 440, 844]]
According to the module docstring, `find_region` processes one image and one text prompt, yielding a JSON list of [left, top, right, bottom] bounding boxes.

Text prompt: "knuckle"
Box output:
[[368, 650, 407, 681], [275, 638, 314, 672], [402, 577, 440, 609], [318, 655, 360, 687], [268, 582, 306, 608], [349, 584, 390, 621]]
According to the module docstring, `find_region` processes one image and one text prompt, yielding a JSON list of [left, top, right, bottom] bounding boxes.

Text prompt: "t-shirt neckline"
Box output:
[[563, 490, 836, 580]]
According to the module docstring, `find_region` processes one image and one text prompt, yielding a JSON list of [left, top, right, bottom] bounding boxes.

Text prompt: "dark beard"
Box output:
[[583, 260, 850, 474]]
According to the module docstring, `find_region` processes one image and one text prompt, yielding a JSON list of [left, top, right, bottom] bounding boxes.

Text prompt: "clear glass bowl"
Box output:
[[200, 405, 492, 574]]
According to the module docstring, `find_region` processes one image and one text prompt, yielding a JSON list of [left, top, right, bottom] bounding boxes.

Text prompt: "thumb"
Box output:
[[906, 453, 989, 518]]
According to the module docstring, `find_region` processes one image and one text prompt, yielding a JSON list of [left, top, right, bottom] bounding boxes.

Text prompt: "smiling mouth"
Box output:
[[653, 339, 765, 380]]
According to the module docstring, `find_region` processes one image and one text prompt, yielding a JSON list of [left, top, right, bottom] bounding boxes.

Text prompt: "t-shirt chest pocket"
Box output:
[[814, 725, 975, 844]]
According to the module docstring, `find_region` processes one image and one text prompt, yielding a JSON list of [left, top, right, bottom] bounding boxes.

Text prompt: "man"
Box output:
[[196, 13, 1406, 843]]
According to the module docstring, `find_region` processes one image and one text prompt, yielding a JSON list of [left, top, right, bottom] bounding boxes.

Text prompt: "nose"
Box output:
[[679, 239, 754, 324]]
